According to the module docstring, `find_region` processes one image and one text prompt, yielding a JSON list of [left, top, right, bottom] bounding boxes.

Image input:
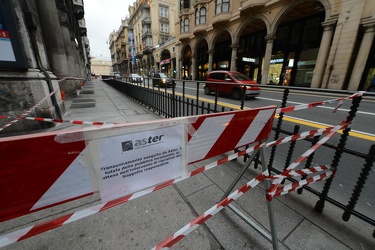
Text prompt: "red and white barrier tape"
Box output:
[[272, 168, 336, 198], [1, 92, 362, 129], [25, 117, 121, 126], [0, 89, 59, 132], [0, 119, 347, 247], [266, 121, 346, 200], [152, 163, 335, 249], [58, 77, 86, 82], [151, 127, 343, 249], [276, 92, 363, 114], [152, 171, 269, 250], [0, 77, 86, 130]]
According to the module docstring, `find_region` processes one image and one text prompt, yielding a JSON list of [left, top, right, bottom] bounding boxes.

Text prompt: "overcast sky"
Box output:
[[85, 0, 134, 61]]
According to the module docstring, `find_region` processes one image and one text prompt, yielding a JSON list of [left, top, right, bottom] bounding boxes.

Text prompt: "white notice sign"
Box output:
[[96, 125, 184, 202]]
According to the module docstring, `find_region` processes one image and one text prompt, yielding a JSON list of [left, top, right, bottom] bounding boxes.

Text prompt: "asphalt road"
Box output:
[[173, 82, 375, 222]]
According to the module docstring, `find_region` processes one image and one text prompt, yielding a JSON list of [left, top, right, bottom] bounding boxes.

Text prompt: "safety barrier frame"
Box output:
[[103, 78, 375, 239], [0, 78, 374, 247]]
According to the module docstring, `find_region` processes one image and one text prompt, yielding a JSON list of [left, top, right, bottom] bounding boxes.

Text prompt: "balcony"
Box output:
[[78, 18, 87, 36], [142, 30, 152, 40], [178, 32, 190, 42], [73, 0, 84, 19], [82, 36, 89, 47], [143, 2, 150, 9], [193, 24, 208, 36], [240, 1, 266, 16], [212, 13, 232, 27], [143, 46, 153, 55], [121, 58, 129, 64], [142, 16, 151, 25], [159, 17, 169, 23]]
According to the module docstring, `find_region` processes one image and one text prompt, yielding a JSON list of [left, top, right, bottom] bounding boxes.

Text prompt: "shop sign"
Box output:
[[242, 57, 256, 63], [160, 58, 171, 65], [270, 59, 284, 64]]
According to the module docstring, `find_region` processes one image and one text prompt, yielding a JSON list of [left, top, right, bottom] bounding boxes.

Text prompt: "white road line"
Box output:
[[256, 97, 375, 116], [179, 86, 374, 116], [283, 115, 375, 137]]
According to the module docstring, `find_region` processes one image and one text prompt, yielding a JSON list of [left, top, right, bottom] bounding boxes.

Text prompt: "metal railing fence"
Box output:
[[104, 77, 375, 239]]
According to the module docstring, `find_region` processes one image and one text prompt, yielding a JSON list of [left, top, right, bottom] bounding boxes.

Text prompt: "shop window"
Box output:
[[303, 18, 321, 42], [291, 23, 303, 45], [276, 26, 290, 47]]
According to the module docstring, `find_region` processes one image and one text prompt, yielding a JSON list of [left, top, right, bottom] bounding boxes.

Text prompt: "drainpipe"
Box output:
[[23, 1, 63, 119]]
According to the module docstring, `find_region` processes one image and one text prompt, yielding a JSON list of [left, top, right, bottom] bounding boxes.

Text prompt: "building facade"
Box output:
[[109, 0, 177, 78], [109, 19, 129, 76], [176, 0, 375, 90], [0, 0, 90, 134], [90, 58, 111, 76]]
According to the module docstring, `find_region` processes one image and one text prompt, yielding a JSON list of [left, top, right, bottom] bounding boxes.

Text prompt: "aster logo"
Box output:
[[121, 140, 133, 152]]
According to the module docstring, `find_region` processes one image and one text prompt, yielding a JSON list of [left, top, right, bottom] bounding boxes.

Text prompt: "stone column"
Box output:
[[56, 0, 80, 86], [230, 44, 238, 71], [348, 24, 375, 90], [262, 35, 275, 85], [311, 21, 335, 88], [35, 0, 69, 77], [176, 57, 180, 79], [208, 50, 214, 72], [191, 55, 196, 80], [171, 58, 175, 77]]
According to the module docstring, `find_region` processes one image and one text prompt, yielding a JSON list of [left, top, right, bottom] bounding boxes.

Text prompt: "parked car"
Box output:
[[204, 71, 260, 99], [153, 73, 175, 88], [129, 73, 143, 84], [114, 72, 122, 79]]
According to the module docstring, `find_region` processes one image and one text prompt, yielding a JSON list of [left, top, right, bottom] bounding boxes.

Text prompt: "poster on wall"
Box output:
[[0, 4, 16, 62], [0, 0, 27, 69], [93, 125, 185, 202]]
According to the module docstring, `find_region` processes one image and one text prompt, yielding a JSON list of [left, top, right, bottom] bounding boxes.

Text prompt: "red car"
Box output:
[[204, 71, 260, 99]]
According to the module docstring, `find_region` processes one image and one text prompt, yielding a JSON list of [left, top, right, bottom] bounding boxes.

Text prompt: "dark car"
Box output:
[[152, 73, 175, 88], [204, 71, 260, 99], [128, 73, 143, 84]]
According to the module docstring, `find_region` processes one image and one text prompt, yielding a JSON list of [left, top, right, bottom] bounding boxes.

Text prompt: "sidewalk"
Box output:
[[2, 79, 374, 249]]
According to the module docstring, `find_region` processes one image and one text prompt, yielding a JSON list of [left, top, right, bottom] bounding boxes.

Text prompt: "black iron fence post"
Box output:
[[182, 81, 186, 117], [196, 82, 200, 115], [282, 125, 300, 184], [240, 85, 246, 110], [268, 88, 289, 171], [314, 95, 362, 213], [172, 85, 176, 118], [214, 84, 219, 112], [342, 144, 375, 221], [298, 135, 320, 194]]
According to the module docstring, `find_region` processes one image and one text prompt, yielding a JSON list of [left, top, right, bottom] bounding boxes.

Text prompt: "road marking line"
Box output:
[[172, 89, 375, 141], [279, 115, 375, 142]]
